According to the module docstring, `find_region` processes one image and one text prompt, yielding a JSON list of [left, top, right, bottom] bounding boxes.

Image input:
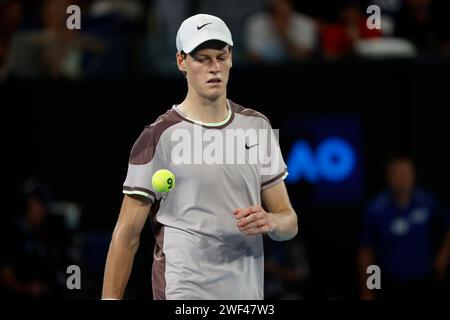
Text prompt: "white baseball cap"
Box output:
[[176, 14, 233, 54]]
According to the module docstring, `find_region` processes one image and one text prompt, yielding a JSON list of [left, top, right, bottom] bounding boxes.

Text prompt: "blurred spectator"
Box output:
[[321, 1, 382, 59], [0, 0, 23, 79], [243, 0, 318, 63], [146, 0, 191, 74], [3, 0, 104, 79], [197, 0, 267, 62], [0, 178, 71, 299], [84, 0, 145, 76], [264, 236, 310, 299], [358, 156, 450, 299], [394, 0, 450, 54]]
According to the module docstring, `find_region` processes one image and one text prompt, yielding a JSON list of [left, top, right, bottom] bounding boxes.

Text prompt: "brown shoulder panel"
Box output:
[[228, 100, 271, 126], [129, 109, 183, 165]]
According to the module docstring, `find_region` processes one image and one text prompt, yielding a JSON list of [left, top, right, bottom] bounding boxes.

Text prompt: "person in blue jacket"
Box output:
[[358, 155, 450, 299]]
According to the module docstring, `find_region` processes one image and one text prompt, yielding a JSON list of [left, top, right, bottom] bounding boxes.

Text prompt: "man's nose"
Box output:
[[210, 59, 220, 72]]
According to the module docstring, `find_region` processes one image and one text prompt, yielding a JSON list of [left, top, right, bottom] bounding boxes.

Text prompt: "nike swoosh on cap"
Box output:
[[197, 22, 212, 30]]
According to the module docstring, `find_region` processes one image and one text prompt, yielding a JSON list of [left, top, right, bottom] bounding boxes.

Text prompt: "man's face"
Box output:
[[178, 45, 232, 101], [386, 159, 416, 194]]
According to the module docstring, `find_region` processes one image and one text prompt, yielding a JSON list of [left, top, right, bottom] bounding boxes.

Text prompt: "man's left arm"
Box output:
[[234, 181, 298, 241]]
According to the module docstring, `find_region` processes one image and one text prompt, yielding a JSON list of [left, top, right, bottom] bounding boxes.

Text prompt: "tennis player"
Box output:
[[102, 14, 298, 300]]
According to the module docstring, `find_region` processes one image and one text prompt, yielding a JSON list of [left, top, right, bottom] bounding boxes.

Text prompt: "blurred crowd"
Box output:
[[1, 0, 450, 79]]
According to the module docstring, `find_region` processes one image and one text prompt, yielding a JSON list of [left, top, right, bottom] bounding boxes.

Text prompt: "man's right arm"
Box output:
[[101, 194, 151, 299]]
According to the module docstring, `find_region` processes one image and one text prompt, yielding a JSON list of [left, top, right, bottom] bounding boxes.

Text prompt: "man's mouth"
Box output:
[[207, 78, 222, 83]]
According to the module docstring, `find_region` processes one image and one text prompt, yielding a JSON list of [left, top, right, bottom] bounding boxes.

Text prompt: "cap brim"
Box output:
[[182, 34, 233, 54]]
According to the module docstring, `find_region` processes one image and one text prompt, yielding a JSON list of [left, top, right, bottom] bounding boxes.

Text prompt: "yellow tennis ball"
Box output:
[[152, 169, 175, 193]]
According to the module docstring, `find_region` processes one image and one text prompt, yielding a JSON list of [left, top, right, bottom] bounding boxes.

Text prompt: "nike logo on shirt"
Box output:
[[245, 143, 259, 150]]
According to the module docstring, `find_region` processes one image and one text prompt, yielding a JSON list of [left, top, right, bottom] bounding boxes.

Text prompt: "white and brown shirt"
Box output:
[[123, 99, 287, 300]]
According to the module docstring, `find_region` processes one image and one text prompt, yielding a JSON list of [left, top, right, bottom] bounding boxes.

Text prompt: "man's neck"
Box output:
[[178, 93, 228, 124]]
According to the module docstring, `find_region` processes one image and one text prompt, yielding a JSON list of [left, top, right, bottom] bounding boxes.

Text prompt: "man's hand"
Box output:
[[233, 182, 298, 240], [234, 205, 276, 236]]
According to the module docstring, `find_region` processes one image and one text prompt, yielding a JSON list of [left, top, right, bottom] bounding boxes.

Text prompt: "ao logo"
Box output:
[[286, 137, 356, 183]]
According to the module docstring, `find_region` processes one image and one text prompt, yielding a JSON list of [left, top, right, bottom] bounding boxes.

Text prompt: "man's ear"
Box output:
[[176, 52, 186, 72]]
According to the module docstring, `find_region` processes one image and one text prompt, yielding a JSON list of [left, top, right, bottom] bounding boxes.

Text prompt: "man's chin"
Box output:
[[202, 91, 225, 101]]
